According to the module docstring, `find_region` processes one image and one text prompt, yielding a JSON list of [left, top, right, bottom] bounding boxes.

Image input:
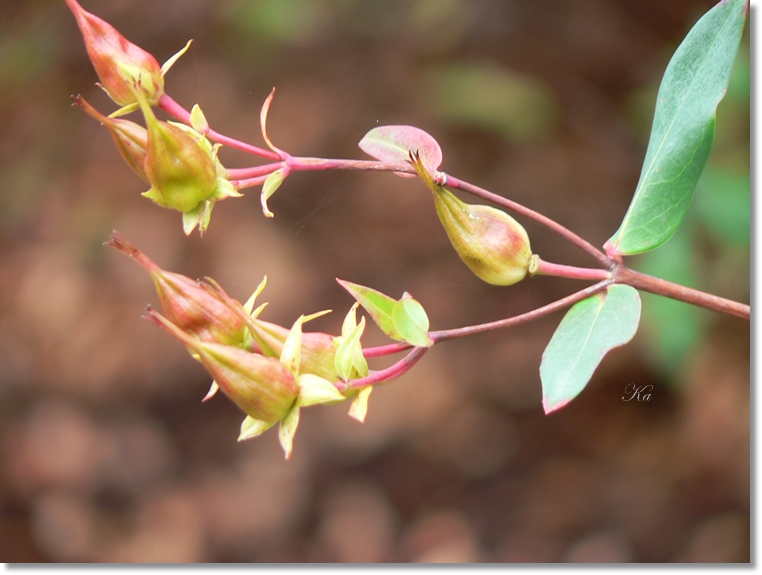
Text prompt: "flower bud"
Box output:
[[249, 320, 340, 382], [74, 95, 149, 182], [201, 279, 341, 381], [105, 231, 247, 346], [146, 309, 298, 424], [64, 0, 163, 107], [410, 152, 532, 286], [139, 96, 218, 213]]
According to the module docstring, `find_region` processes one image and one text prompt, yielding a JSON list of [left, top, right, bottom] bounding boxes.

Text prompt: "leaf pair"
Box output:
[[337, 279, 434, 348], [543, 0, 746, 412]]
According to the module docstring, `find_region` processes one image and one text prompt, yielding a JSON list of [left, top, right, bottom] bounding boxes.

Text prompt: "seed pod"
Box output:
[[146, 308, 298, 424], [410, 152, 533, 286], [106, 231, 247, 346], [64, 0, 163, 107], [74, 95, 149, 182]]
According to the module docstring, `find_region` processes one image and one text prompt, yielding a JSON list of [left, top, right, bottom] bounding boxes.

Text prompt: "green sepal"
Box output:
[[238, 415, 274, 441]]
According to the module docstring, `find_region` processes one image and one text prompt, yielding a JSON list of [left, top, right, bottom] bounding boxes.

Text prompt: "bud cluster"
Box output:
[[107, 232, 375, 458], [66, 0, 239, 235]]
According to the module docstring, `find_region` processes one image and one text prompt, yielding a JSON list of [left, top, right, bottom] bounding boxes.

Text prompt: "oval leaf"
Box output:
[[540, 285, 641, 414], [391, 297, 433, 348], [337, 279, 399, 339], [606, 0, 747, 255], [358, 125, 442, 178]]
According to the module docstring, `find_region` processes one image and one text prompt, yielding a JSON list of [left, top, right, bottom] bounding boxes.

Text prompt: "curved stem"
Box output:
[[431, 280, 611, 342], [444, 175, 615, 269], [158, 94, 282, 160], [363, 342, 412, 358], [343, 346, 428, 390], [613, 266, 750, 320]]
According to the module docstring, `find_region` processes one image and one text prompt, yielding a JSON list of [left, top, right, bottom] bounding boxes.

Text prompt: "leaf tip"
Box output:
[[542, 396, 570, 415]]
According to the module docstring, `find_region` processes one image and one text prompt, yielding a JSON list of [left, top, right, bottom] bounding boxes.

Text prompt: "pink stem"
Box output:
[[232, 175, 270, 189], [343, 346, 428, 390], [363, 342, 413, 358], [158, 94, 282, 160], [444, 174, 615, 269], [431, 280, 611, 342], [227, 164, 283, 180], [533, 258, 612, 281]]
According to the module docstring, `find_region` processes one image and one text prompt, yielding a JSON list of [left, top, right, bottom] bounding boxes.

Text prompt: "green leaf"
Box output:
[[540, 285, 642, 414], [391, 296, 433, 348], [358, 125, 442, 178], [606, 0, 747, 255], [337, 279, 399, 339]]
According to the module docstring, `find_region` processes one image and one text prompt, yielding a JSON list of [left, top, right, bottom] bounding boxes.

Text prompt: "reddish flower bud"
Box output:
[[146, 309, 298, 424], [105, 231, 247, 346], [64, 0, 163, 107], [73, 95, 149, 182]]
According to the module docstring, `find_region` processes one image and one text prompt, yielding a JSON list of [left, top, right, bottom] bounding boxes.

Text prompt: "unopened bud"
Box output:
[[106, 231, 247, 346], [139, 96, 218, 213], [64, 0, 163, 107], [410, 152, 532, 286], [202, 279, 340, 381], [146, 309, 298, 424], [74, 95, 148, 182]]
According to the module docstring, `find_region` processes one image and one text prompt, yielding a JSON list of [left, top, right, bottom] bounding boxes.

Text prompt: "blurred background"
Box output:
[[0, 0, 749, 563]]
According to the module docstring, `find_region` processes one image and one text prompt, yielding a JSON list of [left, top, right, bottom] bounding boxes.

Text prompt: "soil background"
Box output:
[[0, 0, 750, 563]]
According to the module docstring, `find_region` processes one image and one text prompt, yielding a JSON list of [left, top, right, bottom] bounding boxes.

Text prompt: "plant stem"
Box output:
[[227, 163, 283, 180], [613, 266, 750, 320], [431, 280, 611, 342], [533, 257, 612, 281], [363, 342, 412, 358], [342, 346, 428, 390], [158, 94, 282, 160], [444, 175, 615, 269]]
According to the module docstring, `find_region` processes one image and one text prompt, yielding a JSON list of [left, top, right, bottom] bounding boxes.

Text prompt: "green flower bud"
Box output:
[[146, 308, 298, 424], [106, 231, 247, 346], [74, 95, 149, 182], [139, 97, 218, 213], [410, 152, 533, 286]]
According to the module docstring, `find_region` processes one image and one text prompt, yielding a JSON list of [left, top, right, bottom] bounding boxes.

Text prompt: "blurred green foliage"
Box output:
[[424, 62, 558, 142]]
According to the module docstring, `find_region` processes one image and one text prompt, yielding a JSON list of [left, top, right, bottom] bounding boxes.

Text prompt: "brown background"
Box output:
[[0, 0, 750, 562]]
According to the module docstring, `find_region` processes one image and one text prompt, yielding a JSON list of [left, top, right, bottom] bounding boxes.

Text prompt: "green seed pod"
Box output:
[[410, 152, 533, 286], [138, 95, 218, 213]]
